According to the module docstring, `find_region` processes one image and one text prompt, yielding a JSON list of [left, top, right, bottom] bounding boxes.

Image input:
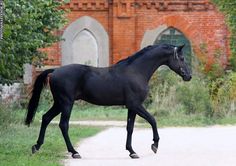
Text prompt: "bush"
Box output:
[[176, 78, 212, 116], [147, 67, 236, 120], [209, 72, 236, 118], [148, 70, 212, 118], [0, 104, 23, 128]]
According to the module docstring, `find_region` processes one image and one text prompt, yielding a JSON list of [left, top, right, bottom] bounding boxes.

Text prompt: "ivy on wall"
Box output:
[[211, 0, 236, 71]]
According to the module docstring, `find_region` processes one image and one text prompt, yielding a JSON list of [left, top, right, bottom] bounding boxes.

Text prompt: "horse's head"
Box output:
[[167, 45, 192, 81]]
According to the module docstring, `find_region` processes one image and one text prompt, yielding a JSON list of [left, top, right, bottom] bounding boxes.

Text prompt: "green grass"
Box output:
[[153, 114, 215, 127], [64, 104, 236, 127], [148, 113, 236, 128], [50, 103, 127, 121], [0, 124, 101, 166], [37, 91, 127, 121], [61, 103, 236, 127], [0, 105, 102, 166], [52, 103, 236, 127]]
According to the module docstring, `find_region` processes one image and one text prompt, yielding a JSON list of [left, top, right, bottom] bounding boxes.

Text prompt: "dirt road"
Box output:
[[64, 126, 236, 166]]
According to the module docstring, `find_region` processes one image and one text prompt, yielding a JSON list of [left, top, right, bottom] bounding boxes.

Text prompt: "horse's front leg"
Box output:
[[126, 109, 139, 159], [131, 105, 160, 154]]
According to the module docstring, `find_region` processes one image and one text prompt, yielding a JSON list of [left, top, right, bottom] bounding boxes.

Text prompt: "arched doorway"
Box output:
[[61, 16, 109, 67], [72, 29, 98, 66], [154, 27, 192, 67]]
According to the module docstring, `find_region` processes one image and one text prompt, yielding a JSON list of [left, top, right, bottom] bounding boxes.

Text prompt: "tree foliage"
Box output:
[[211, 0, 236, 71], [0, 0, 69, 84]]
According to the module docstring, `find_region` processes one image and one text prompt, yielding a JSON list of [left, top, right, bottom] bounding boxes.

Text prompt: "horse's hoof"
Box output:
[[151, 143, 158, 154], [32, 145, 38, 154], [129, 153, 139, 159], [72, 153, 81, 159]]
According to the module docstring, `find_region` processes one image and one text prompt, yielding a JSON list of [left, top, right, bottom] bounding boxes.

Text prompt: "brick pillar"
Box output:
[[112, 0, 136, 63], [108, 0, 114, 64]]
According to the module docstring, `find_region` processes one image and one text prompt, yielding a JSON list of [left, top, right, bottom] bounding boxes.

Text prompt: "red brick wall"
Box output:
[[44, 0, 230, 68]]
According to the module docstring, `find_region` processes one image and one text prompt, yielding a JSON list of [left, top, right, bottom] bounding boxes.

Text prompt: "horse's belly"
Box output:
[[81, 85, 125, 106]]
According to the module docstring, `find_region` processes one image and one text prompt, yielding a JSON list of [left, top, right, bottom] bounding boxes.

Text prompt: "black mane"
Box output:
[[115, 45, 156, 65], [115, 44, 175, 65]]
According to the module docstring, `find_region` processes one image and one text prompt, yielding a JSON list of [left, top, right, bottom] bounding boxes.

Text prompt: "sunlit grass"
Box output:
[[0, 123, 101, 166]]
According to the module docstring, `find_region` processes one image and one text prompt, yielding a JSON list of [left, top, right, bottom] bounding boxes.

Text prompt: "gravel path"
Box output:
[[64, 126, 236, 166]]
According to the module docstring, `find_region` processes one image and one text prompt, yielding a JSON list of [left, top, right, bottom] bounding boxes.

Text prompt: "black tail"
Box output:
[[25, 69, 55, 126]]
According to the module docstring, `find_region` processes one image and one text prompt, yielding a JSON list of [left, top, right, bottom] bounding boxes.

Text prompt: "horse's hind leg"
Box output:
[[32, 103, 60, 153], [59, 102, 81, 159], [126, 109, 139, 159]]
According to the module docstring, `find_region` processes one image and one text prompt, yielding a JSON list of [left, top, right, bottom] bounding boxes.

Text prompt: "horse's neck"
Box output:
[[130, 53, 169, 82]]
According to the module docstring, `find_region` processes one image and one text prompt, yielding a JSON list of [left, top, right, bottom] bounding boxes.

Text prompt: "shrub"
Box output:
[[148, 67, 236, 120], [176, 78, 212, 116], [209, 72, 236, 118], [148, 69, 212, 118], [0, 104, 23, 128]]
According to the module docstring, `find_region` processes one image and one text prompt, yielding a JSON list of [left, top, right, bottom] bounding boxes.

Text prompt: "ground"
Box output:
[[64, 126, 236, 166]]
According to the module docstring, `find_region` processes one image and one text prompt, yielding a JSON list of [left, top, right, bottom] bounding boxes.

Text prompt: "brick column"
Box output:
[[112, 0, 136, 63]]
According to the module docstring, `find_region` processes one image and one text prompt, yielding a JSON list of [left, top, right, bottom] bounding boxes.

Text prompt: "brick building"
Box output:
[[42, 0, 230, 72]]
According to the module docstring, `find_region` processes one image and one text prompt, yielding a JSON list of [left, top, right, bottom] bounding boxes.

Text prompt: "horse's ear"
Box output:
[[178, 44, 185, 51]]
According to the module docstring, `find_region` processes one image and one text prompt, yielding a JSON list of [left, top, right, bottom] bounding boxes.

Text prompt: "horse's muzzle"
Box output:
[[183, 75, 192, 81]]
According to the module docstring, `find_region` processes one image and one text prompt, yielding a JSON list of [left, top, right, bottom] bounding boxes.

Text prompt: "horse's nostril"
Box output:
[[180, 68, 185, 75]]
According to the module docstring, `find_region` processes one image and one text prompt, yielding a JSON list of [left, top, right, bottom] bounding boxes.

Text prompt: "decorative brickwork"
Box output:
[[134, 0, 214, 11], [62, 0, 109, 11], [44, 0, 230, 68]]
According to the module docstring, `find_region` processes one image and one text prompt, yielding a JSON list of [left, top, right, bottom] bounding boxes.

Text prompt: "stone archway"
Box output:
[[141, 15, 207, 63], [141, 25, 195, 70], [72, 29, 98, 66], [61, 16, 109, 67], [154, 27, 192, 67]]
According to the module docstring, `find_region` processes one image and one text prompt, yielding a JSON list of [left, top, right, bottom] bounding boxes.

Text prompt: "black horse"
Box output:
[[25, 44, 191, 159]]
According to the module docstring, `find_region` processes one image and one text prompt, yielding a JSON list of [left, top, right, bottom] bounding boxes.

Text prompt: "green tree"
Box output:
[[0, 0, 69, 84]]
